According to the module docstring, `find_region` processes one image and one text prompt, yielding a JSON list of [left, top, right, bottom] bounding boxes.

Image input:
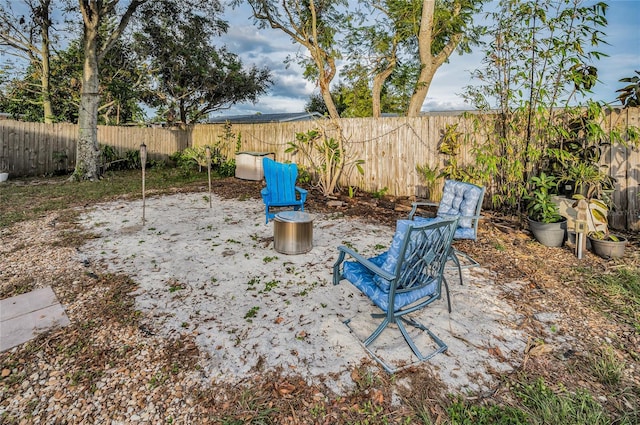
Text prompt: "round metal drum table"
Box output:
[[273, 211, 313, 254]]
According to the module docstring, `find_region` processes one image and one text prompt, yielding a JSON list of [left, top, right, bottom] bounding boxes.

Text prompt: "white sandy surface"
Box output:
[[78, 192, 527, 394]]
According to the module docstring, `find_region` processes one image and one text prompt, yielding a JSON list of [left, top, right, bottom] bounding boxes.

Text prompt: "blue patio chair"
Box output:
[[333, 218, 458, 373], [261, 157, 308, 223], [408, 179, 485, 286]]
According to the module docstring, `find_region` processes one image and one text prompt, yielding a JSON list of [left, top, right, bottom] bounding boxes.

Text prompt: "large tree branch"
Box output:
[[433, 32, 462, 68], [98, 0, 146, 62]]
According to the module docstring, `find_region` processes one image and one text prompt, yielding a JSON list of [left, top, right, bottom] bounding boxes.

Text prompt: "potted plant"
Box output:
[[525, 172, 567, 247], [573, 193, 627, 259], [559, 160, 614, 199]]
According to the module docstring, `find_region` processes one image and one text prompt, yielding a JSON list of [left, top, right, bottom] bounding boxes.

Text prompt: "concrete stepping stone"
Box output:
[[0, 286, 70, 352]]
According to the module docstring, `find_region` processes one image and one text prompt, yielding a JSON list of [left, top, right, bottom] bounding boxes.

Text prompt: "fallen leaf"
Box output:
[[372, 389, 384, 404], [528, 343, 553, 357], [488, 346, 505, 359], [275, 381, 296, 396]]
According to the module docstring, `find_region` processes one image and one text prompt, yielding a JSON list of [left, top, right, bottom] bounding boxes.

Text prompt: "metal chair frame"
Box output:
[[333, 218, 458, 373]]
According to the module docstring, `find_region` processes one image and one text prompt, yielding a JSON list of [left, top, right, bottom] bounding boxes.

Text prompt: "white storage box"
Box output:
[[235, 152, 275, 181]]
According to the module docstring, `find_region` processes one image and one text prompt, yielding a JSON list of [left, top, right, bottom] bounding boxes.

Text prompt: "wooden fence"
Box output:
[[1, 108, 638, 230]]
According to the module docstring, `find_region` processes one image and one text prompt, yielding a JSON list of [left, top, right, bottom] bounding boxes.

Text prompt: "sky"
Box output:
[[213, 0, 640, 118]]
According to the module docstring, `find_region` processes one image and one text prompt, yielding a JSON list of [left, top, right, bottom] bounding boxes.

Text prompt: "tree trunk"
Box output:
[[73, 0, 146, 180], [319, 75, 339, 120], [41, 53, 53, 124], [407, 0, 435, 117], [372, 61, 395, 118], [407, 0, 462, 117], [39, 0, 53, 124], [75, 6, 101, 181]]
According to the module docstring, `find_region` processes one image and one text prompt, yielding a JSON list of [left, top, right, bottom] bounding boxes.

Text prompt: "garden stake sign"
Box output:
[[575, 199, 588, 259], [206, 146, 212, 208], [141, 143, 147, 224]]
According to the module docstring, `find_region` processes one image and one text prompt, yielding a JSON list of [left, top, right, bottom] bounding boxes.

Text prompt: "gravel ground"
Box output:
[[1, 214, 215, 423], [1, 181, 639, 423]]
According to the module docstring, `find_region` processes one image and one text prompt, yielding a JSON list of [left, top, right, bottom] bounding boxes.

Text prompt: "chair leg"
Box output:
[[397, 316, 447, 362], [454, 249, 480, 269], [443, 276, 452, 313], [344, 314, 448, 374], [332, 251, 346, 285], [445, 247, 481, 285], [362, 317, 391, 347], [449, 251, 464, 286]]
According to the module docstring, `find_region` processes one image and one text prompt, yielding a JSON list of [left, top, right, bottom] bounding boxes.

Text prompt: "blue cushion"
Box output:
[[454, 227, 477, 240], [438, 180, 482, 228], [373, 220, 415, 291], [342, 260, 438, 312]]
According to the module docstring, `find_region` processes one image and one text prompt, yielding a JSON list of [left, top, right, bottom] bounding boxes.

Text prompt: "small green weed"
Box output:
[[149, 371, 168, 389], [246, 277, 260, 290], [309, 403, 326, 418], [341, 241, 356, 251], [262, 280, 279, 292], [588, 344, 625, 386], [168, 282, 185, 292], [371, 186, 388, 199], [244, 306, 260, 321]]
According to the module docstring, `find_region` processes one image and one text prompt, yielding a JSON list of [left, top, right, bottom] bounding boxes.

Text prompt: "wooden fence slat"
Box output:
[[2, 108, 639, 230]]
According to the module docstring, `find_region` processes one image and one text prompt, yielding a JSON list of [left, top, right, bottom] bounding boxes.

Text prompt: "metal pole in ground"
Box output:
[[206, 146, 212, 208], [140, 143, 147, 223], [575, 199, 588, 259]]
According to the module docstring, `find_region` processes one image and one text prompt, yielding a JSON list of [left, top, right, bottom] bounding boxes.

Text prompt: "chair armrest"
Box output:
[[460, 214, 483, 220], [333, 245, 395, 286], [260, 187, 270, 202], [295, 186, 308, 202], [409, 202, 439, 219]]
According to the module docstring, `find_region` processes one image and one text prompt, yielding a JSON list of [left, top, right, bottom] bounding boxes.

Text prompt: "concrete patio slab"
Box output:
[[0, 286, 70, 352]]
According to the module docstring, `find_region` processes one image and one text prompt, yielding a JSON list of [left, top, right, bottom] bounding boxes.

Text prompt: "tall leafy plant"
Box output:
[[285, 128, 364, 196], [463, 0, 609, 213]]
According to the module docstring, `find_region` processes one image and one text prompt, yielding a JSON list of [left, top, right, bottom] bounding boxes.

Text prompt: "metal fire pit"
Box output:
[[273, 211, 313, 254]]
